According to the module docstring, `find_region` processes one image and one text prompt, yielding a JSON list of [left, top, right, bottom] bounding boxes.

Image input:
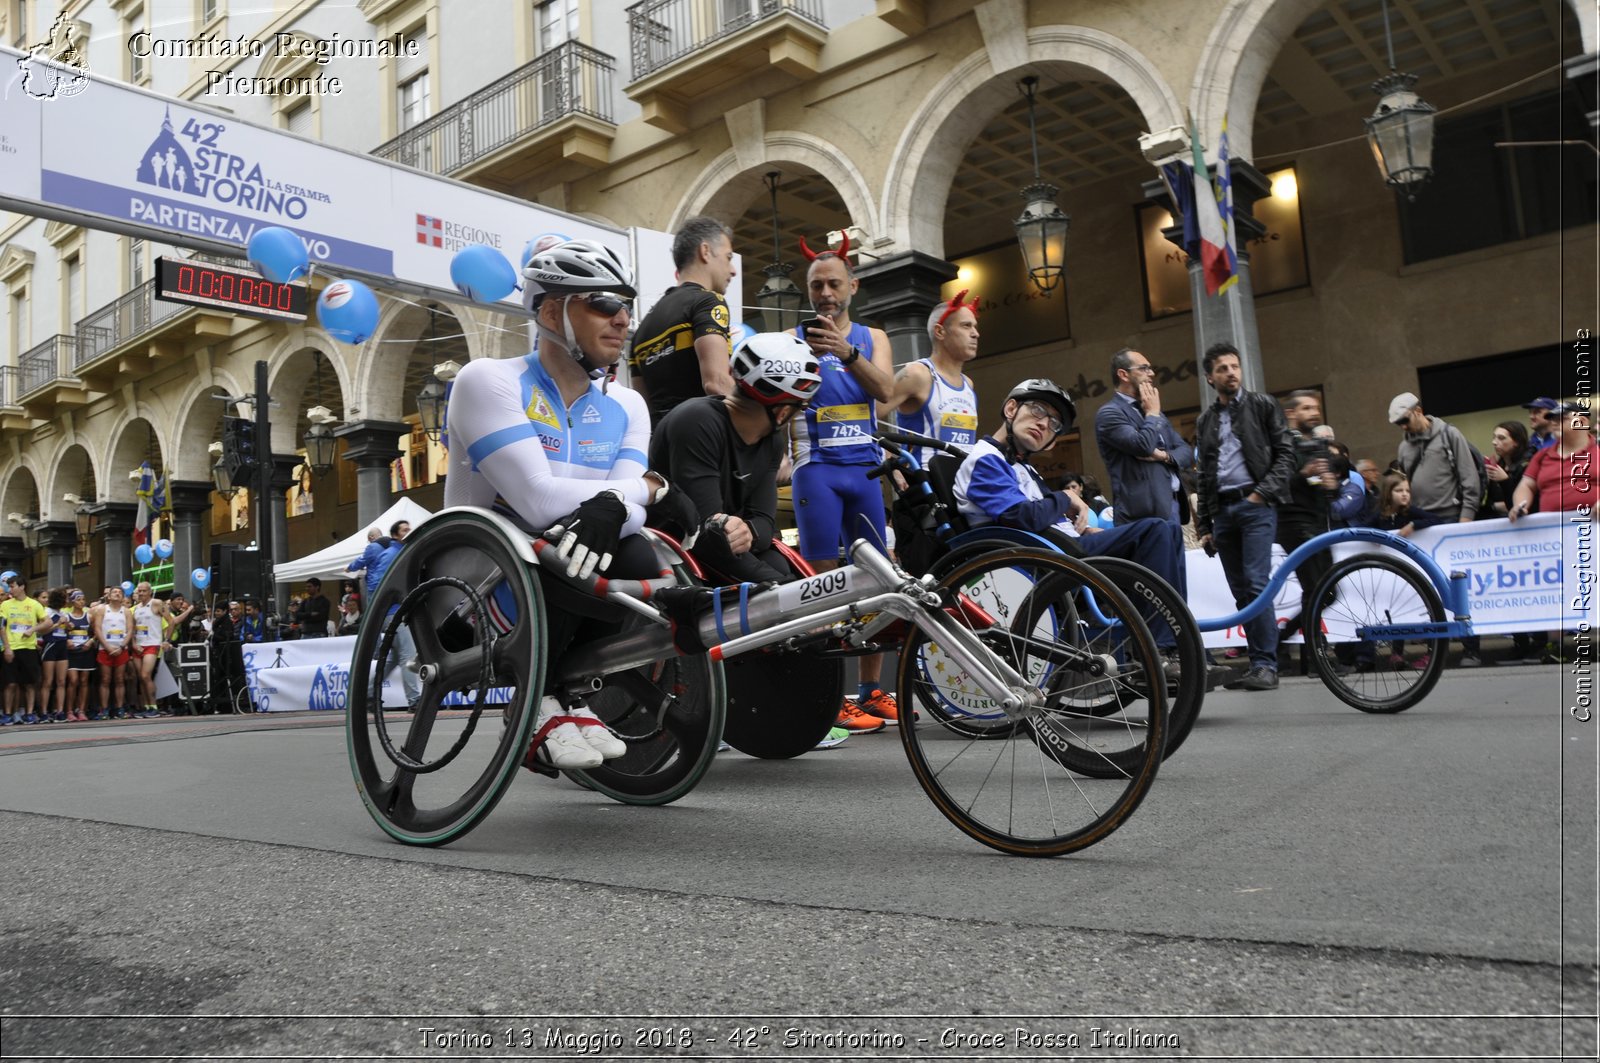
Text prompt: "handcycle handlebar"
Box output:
[[874, 424, 967, 458]]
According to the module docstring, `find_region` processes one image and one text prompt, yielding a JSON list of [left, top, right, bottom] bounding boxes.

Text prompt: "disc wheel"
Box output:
[[899, 548, 1166, 857], [1080, 556, 1206, 760], [720, 648, 842, 759], [346, 511, 545, 847], [566, 563, 726, 804], [1306, 553, 1447, 713]]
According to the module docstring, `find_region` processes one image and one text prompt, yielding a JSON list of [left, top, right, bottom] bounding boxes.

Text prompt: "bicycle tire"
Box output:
[[898, 548, 1165, 857], [347, 510, 545, 847], [1306, 552, 1447, 713]]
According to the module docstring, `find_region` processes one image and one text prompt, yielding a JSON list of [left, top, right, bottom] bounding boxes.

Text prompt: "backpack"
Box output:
[[1403, 424, 1489, 516]]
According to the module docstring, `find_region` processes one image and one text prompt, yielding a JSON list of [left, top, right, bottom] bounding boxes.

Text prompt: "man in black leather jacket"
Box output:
[[1194, 343, 1296, 691]]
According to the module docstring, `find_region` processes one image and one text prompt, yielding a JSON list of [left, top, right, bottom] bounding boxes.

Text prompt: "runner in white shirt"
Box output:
[[129, 582, 168, 717], [92, 586, 132, 719]]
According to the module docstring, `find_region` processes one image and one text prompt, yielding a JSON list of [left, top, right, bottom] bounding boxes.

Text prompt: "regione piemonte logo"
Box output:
[[416, 214, 443, 246], [13, 10, 89, 100]]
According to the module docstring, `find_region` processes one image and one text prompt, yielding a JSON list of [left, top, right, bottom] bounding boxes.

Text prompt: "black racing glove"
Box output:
[[645, 486, 701, 549], [548, 492, 628, 579]]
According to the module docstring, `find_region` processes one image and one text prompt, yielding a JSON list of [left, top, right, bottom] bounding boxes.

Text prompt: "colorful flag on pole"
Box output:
[[1160, 160, 1200, 262], [132, 461, 153, 549], [1188, 118, 1234, 297], [1215, 116, 1240, 294]]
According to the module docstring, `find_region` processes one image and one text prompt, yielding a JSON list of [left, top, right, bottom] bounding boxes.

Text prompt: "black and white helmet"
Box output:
[[730, 332, 822, 406], [1005, 377, 1077, 434], [521, 239, 636, 308]]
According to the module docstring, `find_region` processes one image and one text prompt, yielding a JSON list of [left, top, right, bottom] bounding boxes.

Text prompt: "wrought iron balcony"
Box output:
[[74, 279, 187, 368], [0, 365, 18, 409], [373, 41, 616, 177], [628, 0, 826, 81], [18, 335, 77, 399]]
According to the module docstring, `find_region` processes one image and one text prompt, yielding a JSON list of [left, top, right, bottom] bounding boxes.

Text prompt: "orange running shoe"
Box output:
[[835, 701, 887, 733], [858, 689, 899, 725]]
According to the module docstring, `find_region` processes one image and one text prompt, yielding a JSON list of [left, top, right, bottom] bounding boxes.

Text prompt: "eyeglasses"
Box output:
[[572, 292, 633, 317], [1020, 400, 1065, 435], [1128, 364, 1156, 374]]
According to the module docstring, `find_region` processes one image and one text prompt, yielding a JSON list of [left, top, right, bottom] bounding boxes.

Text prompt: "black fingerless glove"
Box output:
[[549, 492, 628, 579], [645, 488, 701, 549]]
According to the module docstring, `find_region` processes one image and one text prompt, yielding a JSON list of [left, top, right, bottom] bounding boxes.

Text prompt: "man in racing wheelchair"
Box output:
[[647, 331, 819, 585], [441, 238, 700, 770], [949, 379, 1189, 673]]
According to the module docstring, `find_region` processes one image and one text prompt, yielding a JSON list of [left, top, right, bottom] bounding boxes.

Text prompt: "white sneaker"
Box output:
[[566, 703, 627, 760], [532, 697, 602, 770]]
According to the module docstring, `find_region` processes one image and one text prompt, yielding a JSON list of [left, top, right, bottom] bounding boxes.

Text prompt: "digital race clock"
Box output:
[[155, 257, 310, 322]]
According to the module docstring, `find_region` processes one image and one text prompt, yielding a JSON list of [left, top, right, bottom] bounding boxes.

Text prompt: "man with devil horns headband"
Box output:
[[791, 233, 901, 730], [894, 290, 981, 469]]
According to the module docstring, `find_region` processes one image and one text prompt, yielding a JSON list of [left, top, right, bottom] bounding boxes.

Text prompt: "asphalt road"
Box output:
[[0, 666, 1594, 1060]]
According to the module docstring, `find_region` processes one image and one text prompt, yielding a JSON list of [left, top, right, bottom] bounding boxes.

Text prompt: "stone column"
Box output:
[[167, 480, 213, 600], [852, 250, 959, 367], [37, 522, 77, 588], [1142, 159, 1272, 401], [334, 420, 411, 527], [89, 502, 139, 587], [268, 456, 301, 614]]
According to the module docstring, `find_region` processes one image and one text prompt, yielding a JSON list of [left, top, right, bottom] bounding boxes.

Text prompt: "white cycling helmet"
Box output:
[[730, 332, 822, 407], [521, 238, 636, 310]]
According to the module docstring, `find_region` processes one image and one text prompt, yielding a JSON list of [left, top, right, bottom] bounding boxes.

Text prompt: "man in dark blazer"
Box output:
[[1094, 348, 1193, 591]]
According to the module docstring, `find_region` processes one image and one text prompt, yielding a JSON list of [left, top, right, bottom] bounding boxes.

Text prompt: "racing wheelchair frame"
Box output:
[[345, 507, 1171, 857]]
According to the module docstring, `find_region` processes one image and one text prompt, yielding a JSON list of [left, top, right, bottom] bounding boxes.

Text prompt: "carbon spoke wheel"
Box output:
[[1082, 556, 1206, 760], [1306, 553, 1446, 713], [347, 511, 545, 847], [565, 555, 726, 804], [899, 548, 1165, 857]]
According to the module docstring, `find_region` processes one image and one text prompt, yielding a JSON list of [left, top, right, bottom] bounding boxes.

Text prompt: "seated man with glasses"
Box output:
[[443, 238, 698, 770], [953, 378, 1187, 664]]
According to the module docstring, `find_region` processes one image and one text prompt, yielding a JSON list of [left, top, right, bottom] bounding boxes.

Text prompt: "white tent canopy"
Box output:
[[274, 497, 434, 583]]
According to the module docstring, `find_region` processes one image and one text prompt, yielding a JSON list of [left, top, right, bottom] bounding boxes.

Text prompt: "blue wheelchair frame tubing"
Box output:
[[1197, 527, 1473, 637], [887, 443, 1474, 642], [945, 525, 1474, 641]]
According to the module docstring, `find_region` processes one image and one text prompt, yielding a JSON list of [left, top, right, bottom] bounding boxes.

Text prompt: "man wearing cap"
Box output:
[[1391, 392, 1480, 524], [1522, 397, 1560, 452]]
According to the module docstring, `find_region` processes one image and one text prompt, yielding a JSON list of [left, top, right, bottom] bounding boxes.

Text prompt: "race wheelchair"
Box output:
[[876, 424, 1472, 721], [346, 506, 1172, 857]]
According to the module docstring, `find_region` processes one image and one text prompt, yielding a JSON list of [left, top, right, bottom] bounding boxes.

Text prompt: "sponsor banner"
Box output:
[[0, 57, 44, 202], [1183, 513, 1588, 647], [242, 635, 510, 711]]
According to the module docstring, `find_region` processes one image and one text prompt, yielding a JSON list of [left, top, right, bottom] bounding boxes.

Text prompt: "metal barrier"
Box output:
[[627, 0, 826, 80], [372, 41, 616, 176]]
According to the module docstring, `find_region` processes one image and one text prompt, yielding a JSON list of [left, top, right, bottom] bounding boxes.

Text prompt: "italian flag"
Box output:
[[1189, 120, 1234, 297]]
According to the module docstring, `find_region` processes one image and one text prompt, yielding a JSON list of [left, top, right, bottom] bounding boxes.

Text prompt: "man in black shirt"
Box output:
[[628, 216, 737, 423], [299, 578, 330, 638], [648, 332, 820, 583]]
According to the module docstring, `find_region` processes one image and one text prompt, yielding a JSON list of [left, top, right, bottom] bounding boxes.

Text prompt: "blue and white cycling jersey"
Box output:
[[443, 352, 656, 535]]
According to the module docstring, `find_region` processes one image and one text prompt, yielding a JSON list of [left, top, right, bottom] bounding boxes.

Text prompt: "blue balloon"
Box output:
[[247, 226, 310, 284], [155, 537, 173, 559], [450, 244, 518, 302], [120, 580, 135, 597], [317, 279, 380, 345], [728, 322, 756, 352], [521, 232, 570, 269], [191, 567, 211, 589], [134, 543, 154, 565], [0, 571, 15, 584]]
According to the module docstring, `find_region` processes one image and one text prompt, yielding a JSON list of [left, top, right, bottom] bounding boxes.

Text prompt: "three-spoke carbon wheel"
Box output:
[[1306, 553, 1447, 713], [347, 511, 545, 847], [898, 548, 1166, 857]]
